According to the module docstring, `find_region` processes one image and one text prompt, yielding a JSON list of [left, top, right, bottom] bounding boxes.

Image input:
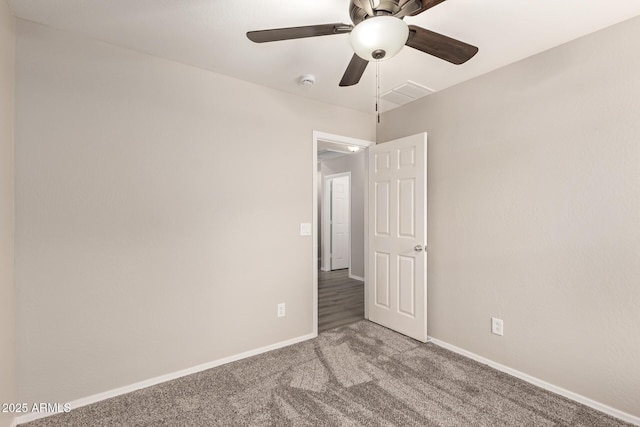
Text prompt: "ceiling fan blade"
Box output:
[[339, 54, 369, 87], [395, 0, 424, 18], [407, 0, 447, 16], [247, 23, 352, 43], [406, 25, 478, 64]]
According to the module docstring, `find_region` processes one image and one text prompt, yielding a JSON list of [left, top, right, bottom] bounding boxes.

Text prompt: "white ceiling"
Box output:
[[9, 0, 640, 114], [318, 140, 361, 161]]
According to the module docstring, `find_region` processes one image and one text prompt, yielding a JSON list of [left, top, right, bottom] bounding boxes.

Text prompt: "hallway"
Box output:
[[318, 269, 364, 332]]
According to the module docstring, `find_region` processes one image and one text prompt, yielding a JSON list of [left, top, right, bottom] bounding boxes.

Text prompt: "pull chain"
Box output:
[[376, 59, 380, 124]]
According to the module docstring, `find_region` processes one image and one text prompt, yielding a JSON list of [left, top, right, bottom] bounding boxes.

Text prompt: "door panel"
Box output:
[[330, 175, 350, 270], [374, 252, 390, 308], [375, 152, 390, 172], [398, 178, 415, 238], [375, 181, 390, 236], [398, 255, 416, 317], [367, 133, 427, 342]]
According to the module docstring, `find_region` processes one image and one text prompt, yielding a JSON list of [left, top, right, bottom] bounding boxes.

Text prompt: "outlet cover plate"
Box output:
[[491, 317, 504, 336]]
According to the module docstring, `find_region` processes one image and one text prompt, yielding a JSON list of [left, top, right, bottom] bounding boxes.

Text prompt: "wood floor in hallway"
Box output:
[[318, 269, 364, 332]]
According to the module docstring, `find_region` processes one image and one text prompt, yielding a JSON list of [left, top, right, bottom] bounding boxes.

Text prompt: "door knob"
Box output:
[[414, 245, 423, 252]]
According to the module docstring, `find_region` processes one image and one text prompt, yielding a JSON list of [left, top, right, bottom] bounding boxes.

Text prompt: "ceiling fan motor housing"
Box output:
[[350, 0, 403, 24]]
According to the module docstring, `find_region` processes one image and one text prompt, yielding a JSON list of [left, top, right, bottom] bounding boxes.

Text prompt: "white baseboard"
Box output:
[[429, 338, 640, 426], [349, 274, 364, 281], [15, 332, 315, 426]]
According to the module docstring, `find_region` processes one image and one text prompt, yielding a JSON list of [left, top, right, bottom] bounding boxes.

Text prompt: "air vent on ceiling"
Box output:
[[380, 81, 434, 107]]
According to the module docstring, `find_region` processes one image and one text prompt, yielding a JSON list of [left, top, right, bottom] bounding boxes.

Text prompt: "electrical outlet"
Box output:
[[491, 317, 504, 336], [277, 303, 286, 318]]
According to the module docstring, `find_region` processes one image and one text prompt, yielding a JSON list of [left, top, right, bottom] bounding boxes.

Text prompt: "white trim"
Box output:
[[363, 144, 370, 320], [312, 131, 374, 337], [15, 332, 315, 426], [314, 131, 374, 149], [349, 274, 364, 281], [429, 338, 640, 426]]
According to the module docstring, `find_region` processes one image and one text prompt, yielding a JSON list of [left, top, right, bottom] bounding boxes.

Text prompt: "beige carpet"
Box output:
[[22, 320, 632, 426]]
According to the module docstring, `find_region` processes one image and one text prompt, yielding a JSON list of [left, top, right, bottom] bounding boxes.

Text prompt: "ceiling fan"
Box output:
[[247, 0, 479, 87]]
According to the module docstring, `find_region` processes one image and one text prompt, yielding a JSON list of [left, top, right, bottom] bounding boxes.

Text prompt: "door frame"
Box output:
[[322, 172, 351, 273], [312, 131, 374, 337]]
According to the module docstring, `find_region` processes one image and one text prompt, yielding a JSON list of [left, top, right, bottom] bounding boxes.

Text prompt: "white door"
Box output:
[[367, 133, 427, 342], [331, 175, 350, 270]]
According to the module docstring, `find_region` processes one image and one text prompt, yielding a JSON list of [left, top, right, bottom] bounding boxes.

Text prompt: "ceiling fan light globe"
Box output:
[[350, 16, 409, 61]]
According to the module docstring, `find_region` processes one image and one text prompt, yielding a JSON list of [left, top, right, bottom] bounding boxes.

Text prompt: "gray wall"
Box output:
[[378, 16, 640, 418], [319, 152, 366, 279], [15, 20, 374, 406], [0, 1, 15, 426]]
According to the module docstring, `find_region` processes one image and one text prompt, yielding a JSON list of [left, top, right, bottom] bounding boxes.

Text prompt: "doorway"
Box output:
[[322, 172, 351, 272], [312, 131, 374, 336]]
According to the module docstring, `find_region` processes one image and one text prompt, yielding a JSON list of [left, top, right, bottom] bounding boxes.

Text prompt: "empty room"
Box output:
[[1, 0, 639, 426]]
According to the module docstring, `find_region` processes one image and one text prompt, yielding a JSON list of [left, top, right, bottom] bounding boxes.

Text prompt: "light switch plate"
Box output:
[[299, 223, 312, 236]]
